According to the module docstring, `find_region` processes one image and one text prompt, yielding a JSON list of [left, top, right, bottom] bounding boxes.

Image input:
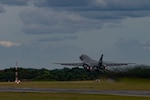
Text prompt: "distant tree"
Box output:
[[0, 65, 149, 82]]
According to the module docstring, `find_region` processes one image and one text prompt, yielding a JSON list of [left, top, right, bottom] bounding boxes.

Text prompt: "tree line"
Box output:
[[0, 65, 149, 82]]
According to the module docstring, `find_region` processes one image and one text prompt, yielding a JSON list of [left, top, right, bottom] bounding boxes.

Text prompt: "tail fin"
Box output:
[[99, 54, 103, 62], [99, 54, 103, 66]]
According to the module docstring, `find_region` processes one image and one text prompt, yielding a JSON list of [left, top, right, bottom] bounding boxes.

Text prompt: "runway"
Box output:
[[0, 87, 150, 97]]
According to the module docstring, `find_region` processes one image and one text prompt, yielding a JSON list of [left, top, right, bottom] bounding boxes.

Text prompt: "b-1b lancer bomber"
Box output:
[[54, 54, 134, 72]]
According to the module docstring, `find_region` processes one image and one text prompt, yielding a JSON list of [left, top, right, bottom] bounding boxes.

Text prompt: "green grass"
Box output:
[[0, 92, 149, 100], [0, 78, 150, 100], [0, 78, 150, 90]]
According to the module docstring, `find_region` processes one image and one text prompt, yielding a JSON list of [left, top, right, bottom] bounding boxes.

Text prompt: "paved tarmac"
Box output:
[[0, 87, 150, 97]]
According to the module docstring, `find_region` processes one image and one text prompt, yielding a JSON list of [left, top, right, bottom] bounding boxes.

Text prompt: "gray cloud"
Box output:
[[115, 38, 150, 64], [33, 0, 90, 7], [0, 0, 30, 6], [116, 38, 150, 52], [116, 38, 142, 54], [33, 0, 150, 19], [143, 41, 150, 50], [38, 36, 77, 42], [20, 8, 103, 34], [0, 4, 5, 13], [19, 0, 150, 34], [98, 0, 150, 10], [34, 0, 150, 10]]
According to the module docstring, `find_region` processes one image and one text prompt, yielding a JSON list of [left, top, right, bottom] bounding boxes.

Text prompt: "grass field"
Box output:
[[0, 78, 150, 100], [0, 78, 150, 90], [0, 92, 149, 100]]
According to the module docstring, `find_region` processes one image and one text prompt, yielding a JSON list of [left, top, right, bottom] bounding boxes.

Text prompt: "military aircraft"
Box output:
[[54, 54, 134, 72]]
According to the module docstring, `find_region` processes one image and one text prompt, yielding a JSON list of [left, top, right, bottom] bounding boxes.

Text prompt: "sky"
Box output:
[[0, 0, 150, 69]]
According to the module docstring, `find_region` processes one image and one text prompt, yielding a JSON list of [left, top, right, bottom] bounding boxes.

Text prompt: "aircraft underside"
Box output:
[[83, 64, 106, 72]]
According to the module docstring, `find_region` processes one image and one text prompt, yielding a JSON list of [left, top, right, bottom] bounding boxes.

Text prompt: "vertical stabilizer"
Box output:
[[99, 54, 103, 62], [99, 54, 103, 66]]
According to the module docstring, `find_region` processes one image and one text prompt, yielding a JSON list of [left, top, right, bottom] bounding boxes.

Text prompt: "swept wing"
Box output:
[[53, 63, 83, 66], [103, 61, 134, 66]]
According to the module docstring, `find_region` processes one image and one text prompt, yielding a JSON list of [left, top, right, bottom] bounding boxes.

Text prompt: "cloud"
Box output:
[[0, 4, 5, 13], [33, 0, 90, 7], [116, 38, 150, 59], [0, 41, 22, 47], [116, 38, 142, 53], [115, 38, 150, 64], [34, 0, 150, 11], [0, 0, 30, 6], [20, 8, 103, 34], [116, 38, 150, 52], [37, 36, 77, 42], [33, 0, 150, 19], [143, 41, 150, 50], [19, 0, 150, 34]]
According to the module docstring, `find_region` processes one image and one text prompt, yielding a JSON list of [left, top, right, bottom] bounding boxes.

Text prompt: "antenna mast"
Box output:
[[15, 61, 20, 84]]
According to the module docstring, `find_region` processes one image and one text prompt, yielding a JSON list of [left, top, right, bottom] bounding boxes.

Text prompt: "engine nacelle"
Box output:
[[83, 64, 93, 71]]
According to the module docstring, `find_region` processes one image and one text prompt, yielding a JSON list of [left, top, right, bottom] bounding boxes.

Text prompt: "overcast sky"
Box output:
[[0, 0, 150, 69]]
